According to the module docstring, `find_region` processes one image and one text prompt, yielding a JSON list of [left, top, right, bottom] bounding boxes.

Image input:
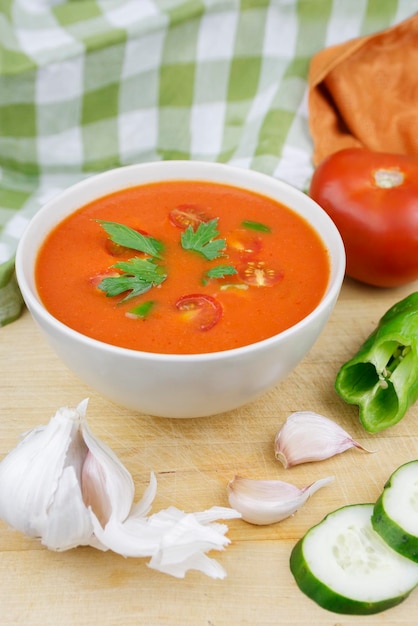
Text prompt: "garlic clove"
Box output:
[[227, 475, 334, 525], [88, 471, 167, 558], [42, 465, 94, 551], [0, 400, 240, 579], [0, 403, 88, 540], [81, 450, 111, 528], [274, 411, 372, 468], [81, 418, 135, 526]]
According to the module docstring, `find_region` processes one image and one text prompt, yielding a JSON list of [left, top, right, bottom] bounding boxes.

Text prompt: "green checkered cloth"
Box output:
[[0, 0, 415, 325]]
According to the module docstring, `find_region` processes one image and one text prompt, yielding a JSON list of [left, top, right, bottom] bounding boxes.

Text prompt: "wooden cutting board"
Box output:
[[1, 277, 417, 626]]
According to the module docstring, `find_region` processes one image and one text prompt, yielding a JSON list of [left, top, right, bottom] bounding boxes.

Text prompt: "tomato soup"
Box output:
[[35, 181, 330, 354]]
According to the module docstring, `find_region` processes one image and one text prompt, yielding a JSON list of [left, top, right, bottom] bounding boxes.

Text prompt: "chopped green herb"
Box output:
[[98, 257, 167, 302], [181, 218, 226, 260], [126, 300, 155, 319], [241, 220, 271, 233], [205, 265, 237, 280], [97, 220, 163, 258]]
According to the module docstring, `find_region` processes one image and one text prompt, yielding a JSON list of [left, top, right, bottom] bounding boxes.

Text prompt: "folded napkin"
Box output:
[[308, 13, 418, 166], [0, 1, 415, 326]]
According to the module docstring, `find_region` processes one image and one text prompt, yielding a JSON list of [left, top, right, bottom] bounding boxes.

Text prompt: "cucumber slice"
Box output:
[[290, 503, 418, 615], [372, 460, 418, 562]]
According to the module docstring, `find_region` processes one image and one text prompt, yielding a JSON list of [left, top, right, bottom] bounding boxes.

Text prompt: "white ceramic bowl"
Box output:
[[16, 161, 345, 418]]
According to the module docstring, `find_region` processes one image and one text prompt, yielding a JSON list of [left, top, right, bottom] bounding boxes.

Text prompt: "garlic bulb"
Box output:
[[0, 400, 240, 579], [274, 411, 371, 469], [227, 475, 333, 525]]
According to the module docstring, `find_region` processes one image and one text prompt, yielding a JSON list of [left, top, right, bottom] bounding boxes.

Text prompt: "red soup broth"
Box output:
[[35, 180, 330, 355]]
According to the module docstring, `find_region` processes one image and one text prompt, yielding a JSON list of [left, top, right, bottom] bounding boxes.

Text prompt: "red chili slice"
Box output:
[[237, 261, 283, 287], [169, 205, 209, 230], [175, 293, 222, 331]]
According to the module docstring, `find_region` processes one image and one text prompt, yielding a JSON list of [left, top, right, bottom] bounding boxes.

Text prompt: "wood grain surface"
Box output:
[[1, 277, 418, 626]]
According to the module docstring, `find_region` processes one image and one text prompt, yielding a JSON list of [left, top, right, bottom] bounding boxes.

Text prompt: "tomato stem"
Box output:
[[373, 169, 404, 188]]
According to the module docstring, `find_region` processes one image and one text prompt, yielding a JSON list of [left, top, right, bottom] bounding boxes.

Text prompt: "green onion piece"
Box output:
[[126, 300, 155, 319], [241, 220, 271, 233]]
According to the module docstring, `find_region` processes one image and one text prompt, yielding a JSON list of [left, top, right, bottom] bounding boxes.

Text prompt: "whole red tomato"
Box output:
[[309, 148, 418, 287]]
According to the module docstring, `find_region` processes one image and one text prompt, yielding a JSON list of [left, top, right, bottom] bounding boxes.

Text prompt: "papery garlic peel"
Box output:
[[227, 475, 334, 525], [274, 411, 372, 468], [0, 400, 240, 579]]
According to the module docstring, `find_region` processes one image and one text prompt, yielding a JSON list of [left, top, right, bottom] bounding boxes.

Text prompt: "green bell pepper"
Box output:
[[335, 292, 418, 433]]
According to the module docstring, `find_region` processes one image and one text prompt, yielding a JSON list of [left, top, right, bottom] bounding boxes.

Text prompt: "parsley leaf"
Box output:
[[97, 220, 163, 258], [181, 218, 226, 260], [205, 265, 237, 280], [98, 258, 167, 302]]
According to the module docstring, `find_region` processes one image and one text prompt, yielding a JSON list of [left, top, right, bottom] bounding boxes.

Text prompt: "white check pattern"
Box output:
[[0, 0, 416, 323]]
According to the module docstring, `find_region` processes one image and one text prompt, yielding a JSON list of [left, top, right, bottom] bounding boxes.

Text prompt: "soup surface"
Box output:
[[35, 180, 330, 354]]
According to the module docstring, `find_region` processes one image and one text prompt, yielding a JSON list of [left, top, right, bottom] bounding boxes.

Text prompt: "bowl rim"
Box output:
[[15, 160, 346, 363]]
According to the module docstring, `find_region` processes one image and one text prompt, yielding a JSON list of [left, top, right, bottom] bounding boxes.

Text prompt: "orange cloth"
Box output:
[[308, 13, 418, 166]]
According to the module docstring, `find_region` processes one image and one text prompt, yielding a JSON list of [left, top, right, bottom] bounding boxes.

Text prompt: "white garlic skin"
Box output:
[[274, 411, 370, 468]]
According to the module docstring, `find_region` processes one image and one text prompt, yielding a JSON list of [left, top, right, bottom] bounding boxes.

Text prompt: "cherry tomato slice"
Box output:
[[169, 205, 209, 230], [227, 229, 263, 258], [175, 293, 222, 331], [105, 228, 150, 257], [237, 261, 283, 287]]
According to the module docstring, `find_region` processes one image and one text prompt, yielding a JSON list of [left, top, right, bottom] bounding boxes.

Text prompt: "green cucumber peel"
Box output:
[[335, 292, 418, 433], [290, 503, 418, 615], [372, 460, 418, 562]]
